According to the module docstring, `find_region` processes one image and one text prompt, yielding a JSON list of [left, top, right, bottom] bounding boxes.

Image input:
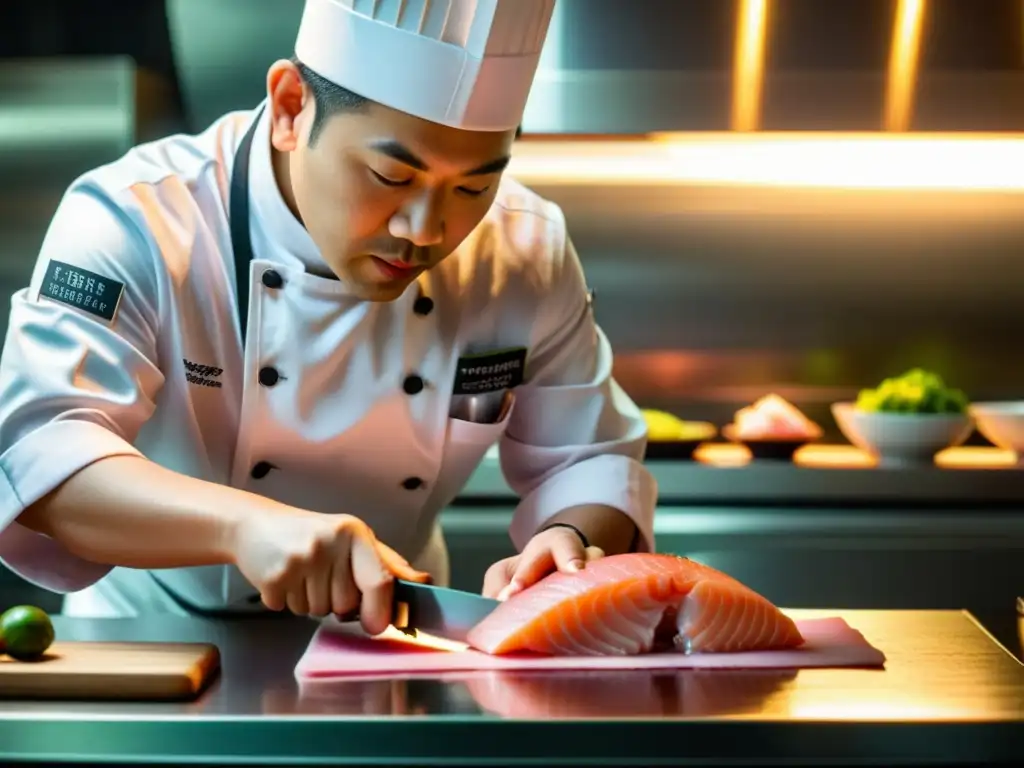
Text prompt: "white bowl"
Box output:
[[969, 402, 1024, 461], [831, 402, 974, 467]]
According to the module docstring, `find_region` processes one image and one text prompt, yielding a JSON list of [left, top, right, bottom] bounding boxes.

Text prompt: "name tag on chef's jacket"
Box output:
[[37, 259, 125, 323], [452, 346, 527, 395]]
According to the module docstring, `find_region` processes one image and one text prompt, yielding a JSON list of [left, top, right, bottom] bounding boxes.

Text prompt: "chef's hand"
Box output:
[[231, 509, 431, 635], [481, 526, 605, 601]]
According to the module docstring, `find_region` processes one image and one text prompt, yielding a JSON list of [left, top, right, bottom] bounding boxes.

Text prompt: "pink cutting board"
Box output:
[[294, 617, 886, 680]]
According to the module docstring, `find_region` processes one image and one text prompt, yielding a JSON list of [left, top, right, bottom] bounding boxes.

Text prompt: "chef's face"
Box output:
[[267, 61, 516, 301]]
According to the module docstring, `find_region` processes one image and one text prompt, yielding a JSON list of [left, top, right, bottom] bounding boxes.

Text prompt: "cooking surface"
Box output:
[[0, 610, 1021, 765]]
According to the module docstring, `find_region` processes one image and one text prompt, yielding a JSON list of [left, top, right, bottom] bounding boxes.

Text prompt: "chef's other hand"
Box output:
[[481, 526, 605, 601], [231, 509, 431, 635]]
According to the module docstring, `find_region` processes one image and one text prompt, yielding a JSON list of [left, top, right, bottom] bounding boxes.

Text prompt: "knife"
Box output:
[[335, 580, 499, 644], [390, 579, 499, 644]]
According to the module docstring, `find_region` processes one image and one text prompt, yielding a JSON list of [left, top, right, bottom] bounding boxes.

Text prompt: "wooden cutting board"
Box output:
[[0, 640, 220, 700]]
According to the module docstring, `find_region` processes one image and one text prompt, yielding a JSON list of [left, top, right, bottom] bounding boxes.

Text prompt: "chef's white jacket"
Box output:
[[0, 104, 656, 617]]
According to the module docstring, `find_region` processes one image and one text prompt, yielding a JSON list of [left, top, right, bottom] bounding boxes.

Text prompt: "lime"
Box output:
[[0, 605, 55, 661]]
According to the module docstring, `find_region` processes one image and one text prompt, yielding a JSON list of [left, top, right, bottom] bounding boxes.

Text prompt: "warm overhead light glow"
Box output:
[[732, 0, 771, 131], [509, 133, 1024, 191], [885, 0, 927, 131]]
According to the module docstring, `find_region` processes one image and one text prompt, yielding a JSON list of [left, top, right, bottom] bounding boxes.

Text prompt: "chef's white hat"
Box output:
[[295, 0, 556, 132]]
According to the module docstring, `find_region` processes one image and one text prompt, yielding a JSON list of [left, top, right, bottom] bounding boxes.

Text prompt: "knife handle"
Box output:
[[333, 589, 412, 631]]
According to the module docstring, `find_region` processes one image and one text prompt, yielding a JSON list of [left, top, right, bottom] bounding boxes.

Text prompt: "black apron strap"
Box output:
[[228, 106, 264, 346]]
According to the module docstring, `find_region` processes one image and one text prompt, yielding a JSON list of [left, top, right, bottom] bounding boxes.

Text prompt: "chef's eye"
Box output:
[[457, 185, 489, 197], [370, 169, 411, 187]]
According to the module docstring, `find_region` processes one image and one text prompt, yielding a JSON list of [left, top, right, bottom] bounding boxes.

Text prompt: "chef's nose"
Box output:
[[391, 190, 445, 247]]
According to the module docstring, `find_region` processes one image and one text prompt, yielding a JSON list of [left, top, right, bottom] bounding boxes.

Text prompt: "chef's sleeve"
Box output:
[[0, 184, 165, 593], [500, 212, 657, 553]]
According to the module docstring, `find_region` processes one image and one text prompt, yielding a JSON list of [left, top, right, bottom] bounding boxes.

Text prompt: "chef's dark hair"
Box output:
[[293, 58, 522, 145]]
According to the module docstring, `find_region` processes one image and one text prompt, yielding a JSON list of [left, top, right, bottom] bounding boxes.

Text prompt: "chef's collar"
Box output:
[[247, 102, 338, 280]]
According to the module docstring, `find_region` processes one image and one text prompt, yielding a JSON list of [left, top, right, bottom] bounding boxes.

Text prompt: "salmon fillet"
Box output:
[[466, 553, 805, 656]]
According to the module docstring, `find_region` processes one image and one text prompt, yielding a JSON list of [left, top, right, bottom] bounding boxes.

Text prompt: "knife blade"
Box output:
[[390, 579, 499, 644], [334, 579, 500, 644]]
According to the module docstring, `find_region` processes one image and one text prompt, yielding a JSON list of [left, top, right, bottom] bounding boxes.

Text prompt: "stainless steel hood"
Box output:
[[525, 0, 1024, 133], [166, 0, 1024, 134]]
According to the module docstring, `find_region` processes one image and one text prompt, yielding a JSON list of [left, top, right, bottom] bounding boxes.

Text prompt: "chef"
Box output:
[[0, 0, 657, 632]]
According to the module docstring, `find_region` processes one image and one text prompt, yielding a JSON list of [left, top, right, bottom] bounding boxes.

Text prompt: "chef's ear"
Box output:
[[266, 59, 309, 153]]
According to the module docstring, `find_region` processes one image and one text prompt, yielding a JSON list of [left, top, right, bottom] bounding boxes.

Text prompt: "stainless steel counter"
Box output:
[[0, 610, 1022, 766]]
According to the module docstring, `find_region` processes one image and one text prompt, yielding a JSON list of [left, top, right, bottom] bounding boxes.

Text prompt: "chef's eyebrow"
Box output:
[[368, 140, 510, 177]]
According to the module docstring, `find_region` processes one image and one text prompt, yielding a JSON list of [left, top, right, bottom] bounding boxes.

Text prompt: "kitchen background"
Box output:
[[2, 0, 1023, 653]]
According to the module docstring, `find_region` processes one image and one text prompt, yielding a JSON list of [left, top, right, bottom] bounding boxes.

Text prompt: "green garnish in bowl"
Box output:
[[855, 368, 969, 415]]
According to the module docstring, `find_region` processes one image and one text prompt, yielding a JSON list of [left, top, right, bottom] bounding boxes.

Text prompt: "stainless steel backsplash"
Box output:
[[522, 179, 1024, 438]]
